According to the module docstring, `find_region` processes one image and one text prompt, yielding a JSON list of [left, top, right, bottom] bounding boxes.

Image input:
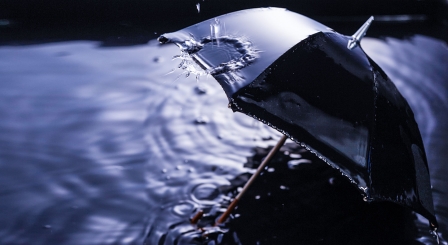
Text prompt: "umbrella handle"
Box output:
[[214, 134, 288, 226]]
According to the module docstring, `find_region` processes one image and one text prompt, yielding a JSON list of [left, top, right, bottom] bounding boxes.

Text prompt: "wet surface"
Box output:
[[0, 41, 280, 244], [0, 17, 447, 245]]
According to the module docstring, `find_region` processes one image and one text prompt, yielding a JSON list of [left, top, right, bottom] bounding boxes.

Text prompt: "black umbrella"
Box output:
[[158, 7, 438, 236]]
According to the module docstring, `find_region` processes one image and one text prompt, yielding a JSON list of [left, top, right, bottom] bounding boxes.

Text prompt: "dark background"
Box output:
[[0, 0, 447, 46]]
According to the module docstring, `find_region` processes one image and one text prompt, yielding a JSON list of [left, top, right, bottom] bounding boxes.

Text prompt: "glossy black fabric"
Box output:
[[230, 32, 437, 227]]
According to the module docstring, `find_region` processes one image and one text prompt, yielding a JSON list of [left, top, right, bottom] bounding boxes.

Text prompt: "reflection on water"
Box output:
[[0, 41, 280, 244], [0, 35, 446, 244]]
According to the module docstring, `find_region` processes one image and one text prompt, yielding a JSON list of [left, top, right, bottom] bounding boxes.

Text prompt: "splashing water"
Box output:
[[159, 18, 259, 84], [210, 18, 223, 46]]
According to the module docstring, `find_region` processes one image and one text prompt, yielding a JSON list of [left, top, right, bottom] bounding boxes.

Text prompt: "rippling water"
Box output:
[[0, 35, 446, 244], [0, 41, 280, 244]]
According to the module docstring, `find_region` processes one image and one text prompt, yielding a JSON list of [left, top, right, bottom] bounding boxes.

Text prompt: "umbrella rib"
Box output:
[[214, 134, 288, 226]]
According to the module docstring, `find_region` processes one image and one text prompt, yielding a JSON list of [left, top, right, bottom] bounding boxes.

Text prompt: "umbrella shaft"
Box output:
[[236, 134, 288, 200], [215, 134, 288, 226]]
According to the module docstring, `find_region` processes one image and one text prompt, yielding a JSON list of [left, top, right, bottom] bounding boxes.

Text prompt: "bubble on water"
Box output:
[[287, 159, 312, 169]]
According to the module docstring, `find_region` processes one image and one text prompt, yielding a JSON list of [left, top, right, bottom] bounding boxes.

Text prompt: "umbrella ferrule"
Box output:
[[347, 16, 374, 50]]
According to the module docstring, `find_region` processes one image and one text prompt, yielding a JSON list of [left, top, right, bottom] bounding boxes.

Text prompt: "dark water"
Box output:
[[0, 35, 447, 244]]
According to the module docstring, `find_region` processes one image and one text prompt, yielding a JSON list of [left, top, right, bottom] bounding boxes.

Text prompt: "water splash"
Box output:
[[210, 18, 223, 46], [159, 19, 259, 84]]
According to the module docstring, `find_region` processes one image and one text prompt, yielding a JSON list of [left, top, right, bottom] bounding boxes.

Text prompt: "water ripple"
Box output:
[[0, 35, 446, 244]]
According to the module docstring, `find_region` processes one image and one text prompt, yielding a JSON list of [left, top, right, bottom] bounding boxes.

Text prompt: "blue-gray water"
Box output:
[[0, 36, 446, 244]]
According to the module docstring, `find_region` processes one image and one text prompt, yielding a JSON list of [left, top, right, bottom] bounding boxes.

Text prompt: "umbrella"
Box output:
[[158, 7, 439, 235]]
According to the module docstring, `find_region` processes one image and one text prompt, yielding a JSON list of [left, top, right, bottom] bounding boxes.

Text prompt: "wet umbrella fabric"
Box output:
[[158, 8, 438, 229]]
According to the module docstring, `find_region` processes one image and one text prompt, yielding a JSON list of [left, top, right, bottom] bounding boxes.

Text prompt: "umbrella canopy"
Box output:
[[158, 8, 438, 230]]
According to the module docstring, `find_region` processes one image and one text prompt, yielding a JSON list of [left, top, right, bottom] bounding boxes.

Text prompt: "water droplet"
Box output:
[[255, 195, 261, 200], [195, 115, 210, 124], [287, 159, 312, 169], [196, 3, 200, 13], [153, 56, 163, 63], [210, 18, 222, 45], [262, 136, 273, 141], [195, 84, 208, 94], [267, 167, 275, 173], [289, 153, 302, 158], [328, 177, 335, 185], [158, 35, 169, 44], [279, 185, 289, 190]]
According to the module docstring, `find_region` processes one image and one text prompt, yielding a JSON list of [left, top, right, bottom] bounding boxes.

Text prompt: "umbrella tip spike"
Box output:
[[347, 16, 374, 50]]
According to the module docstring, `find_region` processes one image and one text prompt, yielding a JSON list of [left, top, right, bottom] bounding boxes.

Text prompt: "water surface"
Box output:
[[0, 35, 446, 244]]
